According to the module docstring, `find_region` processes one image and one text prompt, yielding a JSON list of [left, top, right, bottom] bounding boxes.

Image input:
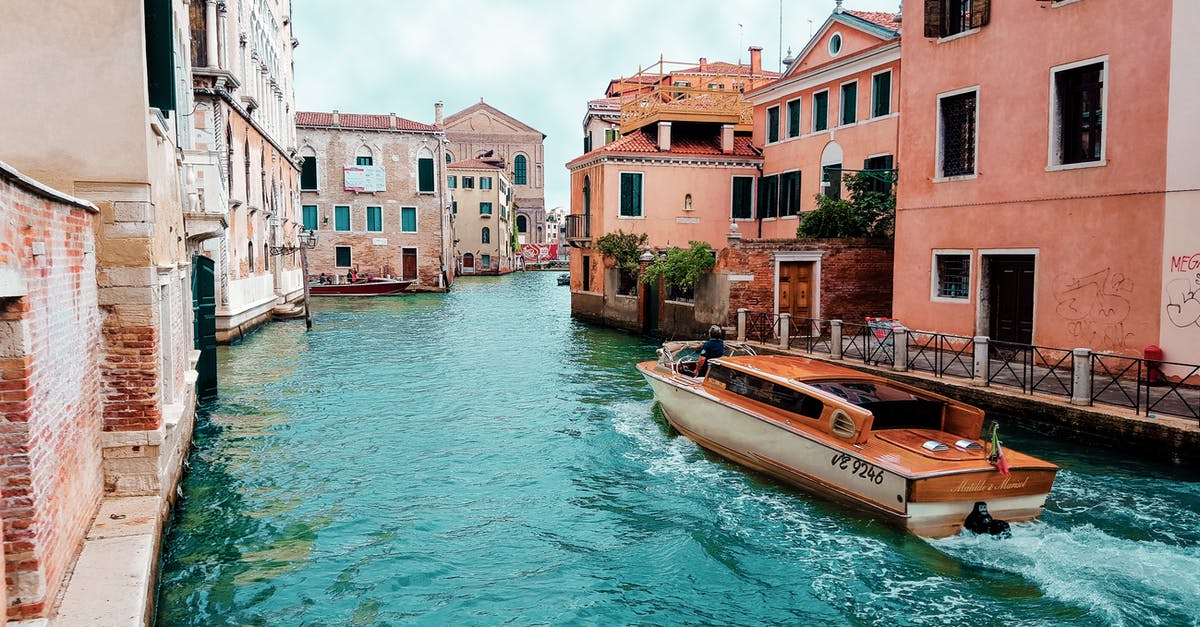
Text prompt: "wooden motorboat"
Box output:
[[308, 277, 413, 296], [638, 345, 1058, 538]]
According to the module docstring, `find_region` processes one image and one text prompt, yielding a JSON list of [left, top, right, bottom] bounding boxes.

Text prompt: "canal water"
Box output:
[[157, 272, 1200, 626]]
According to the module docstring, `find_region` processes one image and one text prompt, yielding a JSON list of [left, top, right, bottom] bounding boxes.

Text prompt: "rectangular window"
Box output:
[[334, 205, 350, 231], [482, 254, 491, 268], [939, 90, 978, 177], [418, 157, 435, 192], [604, 128, 619, 144], [356, 155, 373, 166], [447, 175, 457, 188], [401, 206, 417, 232], [779, 170, 801, 217], [619, 172, 643, 217], [925, 0, 990, 38], [786, 99, 801, 138], [812, 91, 829, 132], [841, 81, 857, 125], [367, 206, 382, 232], [302, 204, 318, 231], [480, 177, 493, 190], [1053, 61, 1104, 165], [935, 253, 971, 299], [872, 71, 892, 118], [766, 105, 780, 143], [584, 135, 592, 153], [731, 176, 754, 220], [864, 155, 895, 195], [756, 174, 779, 219], [463, 176, 474, 189], [335, 246, 352, 267], [300, 157, 318, 190], [480, 202, 493, 215]]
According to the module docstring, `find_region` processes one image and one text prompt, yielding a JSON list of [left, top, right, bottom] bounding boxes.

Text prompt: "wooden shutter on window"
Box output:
[[924, 0, 943, 38], [971, 0, 990, 29]]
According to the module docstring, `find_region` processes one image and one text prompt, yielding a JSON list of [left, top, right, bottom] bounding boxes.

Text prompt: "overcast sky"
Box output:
[[292, 0, 903, 208]]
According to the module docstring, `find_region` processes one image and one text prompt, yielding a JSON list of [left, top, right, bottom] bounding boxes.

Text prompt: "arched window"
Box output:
[[226, 123, 234, 196], [243, 139, 251, 200], [247, 241, 255, 274], [264, 243, 270, 271], [583, 175, 591, 221], [516, 214, 528, 233], [445, 152, 452, 164], [481, 227, 491, 244], [513, 154, 527, 185], [355, 144, 374, 166]]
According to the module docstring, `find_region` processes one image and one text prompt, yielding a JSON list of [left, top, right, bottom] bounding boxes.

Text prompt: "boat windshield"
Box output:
[[806, 380, 945, 431]]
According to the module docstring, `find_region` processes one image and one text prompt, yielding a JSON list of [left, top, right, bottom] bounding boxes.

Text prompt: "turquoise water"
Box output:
[[156, 272, 1200, 626]]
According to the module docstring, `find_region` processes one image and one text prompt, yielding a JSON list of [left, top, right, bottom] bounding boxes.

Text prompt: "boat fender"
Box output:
[[963, 501, 1011, 537]]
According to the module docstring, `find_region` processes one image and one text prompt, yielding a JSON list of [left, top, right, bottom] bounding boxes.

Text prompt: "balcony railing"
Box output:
[[564, 214, 590, 245]]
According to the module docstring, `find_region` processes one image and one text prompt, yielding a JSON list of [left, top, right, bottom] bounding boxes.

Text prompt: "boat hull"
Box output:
[[639, 362, 1052, 538], [308, 279, 412, 296]]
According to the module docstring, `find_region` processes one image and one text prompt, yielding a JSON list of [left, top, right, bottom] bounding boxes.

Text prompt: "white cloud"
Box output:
[[293, 0, 903, 207]]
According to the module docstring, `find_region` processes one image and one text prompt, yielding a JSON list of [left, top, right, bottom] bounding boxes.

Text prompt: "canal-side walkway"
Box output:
[[746, 340, 1200, 466]]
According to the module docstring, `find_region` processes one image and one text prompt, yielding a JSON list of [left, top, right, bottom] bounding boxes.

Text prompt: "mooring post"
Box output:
[[1071, 348, 1092, 405], [737, 308, 747, 342], [893, 327, 908, 371], [779, 313, 790, 349], [973, 336, 990, 386], [831, 320, 843, 360]]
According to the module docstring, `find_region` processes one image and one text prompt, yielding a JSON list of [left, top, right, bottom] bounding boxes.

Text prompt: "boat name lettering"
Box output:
[[951, 476, 1030, 493], [829, 453, 885, 485]]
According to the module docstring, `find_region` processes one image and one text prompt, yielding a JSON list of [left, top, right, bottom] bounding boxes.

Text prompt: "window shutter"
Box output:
[[924, 0, 943, 38], [972, 0, 990, 29], [144, 0, 177, 113], [418, 158, 434, 192]]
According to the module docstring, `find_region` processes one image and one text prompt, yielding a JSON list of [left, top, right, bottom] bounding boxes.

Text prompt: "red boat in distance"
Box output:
[[308, 277, 413, 296]]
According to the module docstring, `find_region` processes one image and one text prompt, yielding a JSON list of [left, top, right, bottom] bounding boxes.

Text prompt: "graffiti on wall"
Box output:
[[1165, 252, 1200, 329], [1053, 268, 1134, 350]]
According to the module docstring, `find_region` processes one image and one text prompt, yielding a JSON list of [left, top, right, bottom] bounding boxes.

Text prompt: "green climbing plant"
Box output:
[[797, 170, 895, 239], [641, 241, 716, 300], [596, 230, 648, 295]]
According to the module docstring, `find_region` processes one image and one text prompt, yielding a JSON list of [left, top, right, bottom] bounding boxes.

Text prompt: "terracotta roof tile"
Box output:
[[296, 111, 439, 132], [846, 10, 901, 31], [674, 61, 781, 78], [578, 128, 760, 161]]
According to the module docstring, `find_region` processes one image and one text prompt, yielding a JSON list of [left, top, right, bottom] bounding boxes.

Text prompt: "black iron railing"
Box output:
[[907, 331, 975, 379], [791, 318, 833, 355]]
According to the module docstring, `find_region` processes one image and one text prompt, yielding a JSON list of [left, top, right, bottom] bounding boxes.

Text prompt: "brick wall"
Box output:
[[718, 238, 894, 324], [0, 166, 102, 620]]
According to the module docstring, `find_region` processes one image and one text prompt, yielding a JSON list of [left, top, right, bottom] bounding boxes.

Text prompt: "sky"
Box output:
[[292, 0, 903, 209]]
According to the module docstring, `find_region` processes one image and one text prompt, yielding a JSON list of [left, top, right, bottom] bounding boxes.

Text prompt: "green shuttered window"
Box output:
[[619, 172, 643, 217], [334, 206, 350, 231], [418, 158, 435, 192], [302, 205, 318, 231], [731, 176, 754, 220], [401, 207, 417, 232], [367, 206, 382, 232]]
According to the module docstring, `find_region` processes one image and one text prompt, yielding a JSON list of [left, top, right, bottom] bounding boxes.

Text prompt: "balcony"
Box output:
[[565, 214, 591, 248]]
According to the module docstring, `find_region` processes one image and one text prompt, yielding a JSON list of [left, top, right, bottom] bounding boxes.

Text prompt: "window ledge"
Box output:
[[936, 28, 981, 44], [780, 215, 800, 221], [932, 173, 978, 183], [1046, 159, 1106, 172], [932, 296, 972, 303], [1050, 0, 1084, 7], [617, 215, 645, 220]]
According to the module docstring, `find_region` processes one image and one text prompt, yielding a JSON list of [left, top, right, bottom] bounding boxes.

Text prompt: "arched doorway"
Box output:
[[462, 253, 475, 274]]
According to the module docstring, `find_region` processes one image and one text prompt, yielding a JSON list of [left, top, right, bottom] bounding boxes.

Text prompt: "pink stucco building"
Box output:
[[892, 0, 1200, 368]]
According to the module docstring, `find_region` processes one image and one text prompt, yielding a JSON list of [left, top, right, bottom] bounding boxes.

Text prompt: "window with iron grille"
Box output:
[[935, 253, 970, 299], [924, 0, 990, 38], [787, 99, 801, 138], [767, 106, 780, 143], [779, 170, 801, 217], [1054, 61, 1104, 165], [939, 90, 977, 178], [812, 91, 829, 132]]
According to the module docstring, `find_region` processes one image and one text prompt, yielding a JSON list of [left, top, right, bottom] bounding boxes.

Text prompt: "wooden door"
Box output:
[[779, 261, 814, 320], [988, 256, 1035, 344], [402, 247, 418, 280]]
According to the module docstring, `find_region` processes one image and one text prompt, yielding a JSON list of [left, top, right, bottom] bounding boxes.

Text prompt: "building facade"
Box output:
[[297, 110, 454, 289], [0, 0, 200, 618], [449, 158, 516, 275], [892, 0, 1200, 367], [443, 100, 547, 245], [184, 0, 304, 343]]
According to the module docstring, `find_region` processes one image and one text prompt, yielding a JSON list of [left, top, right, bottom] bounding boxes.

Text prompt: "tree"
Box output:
[[641, 241, 716, 300], [797, 170, 895, 238], [596, 230, 648, 295]]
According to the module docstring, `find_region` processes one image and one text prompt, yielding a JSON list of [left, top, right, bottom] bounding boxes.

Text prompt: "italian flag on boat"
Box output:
[[989, 422, 1011, 476]]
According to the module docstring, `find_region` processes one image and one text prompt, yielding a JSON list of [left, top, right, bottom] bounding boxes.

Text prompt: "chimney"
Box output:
[[389, 112, 396, 130], [699, 57, 708, 72], [749, 46, 762, 76], [331, 109, 339, 126], [657, 121, 672, 152], [721, 124, 734, 154], [435, 101, 444, 126]]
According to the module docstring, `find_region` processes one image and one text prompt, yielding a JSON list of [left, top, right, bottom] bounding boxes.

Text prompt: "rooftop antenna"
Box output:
[[778, 0, 784, 72], [738, 22, 744, 67], [808, 19, 814, 39]]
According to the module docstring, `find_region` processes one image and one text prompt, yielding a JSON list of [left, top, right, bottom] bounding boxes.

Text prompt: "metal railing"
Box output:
[[734, 309, 1200, 422]]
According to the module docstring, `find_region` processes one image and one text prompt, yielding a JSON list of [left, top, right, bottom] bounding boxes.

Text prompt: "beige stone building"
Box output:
[[0, 0, 200, 618], [443, 101, 548, 244], [297, 109, 454, 289], [449, 158, 516, 275], [184, 0, 303, 343]]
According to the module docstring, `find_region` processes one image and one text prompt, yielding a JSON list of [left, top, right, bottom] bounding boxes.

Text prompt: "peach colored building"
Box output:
[[745, 8, 900, 241], [892, 0, 1200, 368], [449, 158, 517, 275]]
